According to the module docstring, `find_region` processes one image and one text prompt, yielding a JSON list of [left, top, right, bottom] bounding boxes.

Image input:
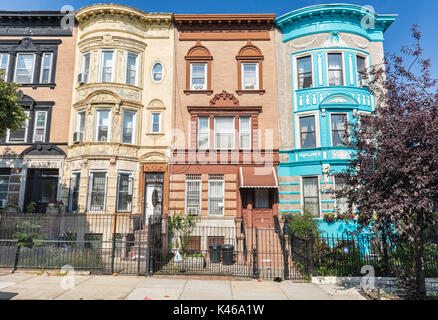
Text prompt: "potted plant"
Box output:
[[323, 212, 336, 223], [3, 201, 20, 213], [46, 200, 63, 214]]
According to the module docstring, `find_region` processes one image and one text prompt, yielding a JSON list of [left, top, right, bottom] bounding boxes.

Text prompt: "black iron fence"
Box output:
[[0, 213, 307, 281], [290, 232, 438, 278]]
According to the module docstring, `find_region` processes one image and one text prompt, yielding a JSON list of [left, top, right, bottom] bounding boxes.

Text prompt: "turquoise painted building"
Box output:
[[274, 4, 396, 222]]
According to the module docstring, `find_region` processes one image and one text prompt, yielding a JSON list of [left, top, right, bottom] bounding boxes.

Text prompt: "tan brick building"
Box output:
[[169, 14, 280, 229], [0, 10, 77, 213]]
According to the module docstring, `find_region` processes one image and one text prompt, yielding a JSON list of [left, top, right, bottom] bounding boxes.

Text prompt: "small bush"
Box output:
[[287, 209, 319, 238]]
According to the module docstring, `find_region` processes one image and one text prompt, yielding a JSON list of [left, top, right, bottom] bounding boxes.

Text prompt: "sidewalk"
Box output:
[[0, 271, 365, 300]]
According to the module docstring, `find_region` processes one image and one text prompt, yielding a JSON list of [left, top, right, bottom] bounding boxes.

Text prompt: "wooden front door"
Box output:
[[241, 189, 276, 228]]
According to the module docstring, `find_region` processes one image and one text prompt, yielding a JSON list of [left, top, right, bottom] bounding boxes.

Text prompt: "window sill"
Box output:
[[18, 83, 56, 89], [147, 132, 165, 136], [184, 90, 213, 96], [236, 89, 265, 95]]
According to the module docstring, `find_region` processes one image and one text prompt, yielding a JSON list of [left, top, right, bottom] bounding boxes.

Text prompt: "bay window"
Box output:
[[76, 111, 86, 140], [328, 53, 344, 86], [297, 56, 313, 89], [95, 109, 110, 142], [303, 177, 320, 217], [100, 50, 114, 83], [299, 115, 316, 149], [331, 114, 348, 147], [122, 110, 136, 144], [126, 52, 138, 86], [214, 117, 235, 150], [81, 52, 90, 83], [356, 56, 366, 82], [14, 53, 35, 84]]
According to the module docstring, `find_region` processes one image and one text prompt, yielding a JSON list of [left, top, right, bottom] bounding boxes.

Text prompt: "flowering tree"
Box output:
[[335, 26, 438, 298]]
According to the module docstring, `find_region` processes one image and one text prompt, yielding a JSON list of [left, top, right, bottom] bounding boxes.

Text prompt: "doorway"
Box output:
[[144, 172, 164, 222], [24, 169, 59, 213]]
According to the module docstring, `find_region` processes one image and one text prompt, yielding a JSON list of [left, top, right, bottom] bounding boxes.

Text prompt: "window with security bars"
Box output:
[[303, 177, 320, 217], [208, 175, 224, 216], [87, 171, 107, 212], [0, 169, 10, 208], [117, 172, 133, 212], [185, 174, 201, 216]]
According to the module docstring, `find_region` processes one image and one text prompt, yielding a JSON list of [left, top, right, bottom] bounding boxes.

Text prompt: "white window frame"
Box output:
[[0, 53, 10, 80], [326, 51, 346, 87], [198, 117, 210, 150], [295, 111, 320, 149], [87, 170, 108, 213], [334, 175, 349, 216], [116, 171, 133, 213], [122, 110, 136, 144], [296, 55, 313, 90], [241, 62, 259, 90], [99, 50, 114, 83], [356, 54, 367, 84], [126, 52, 139, 86], [14, 53, 36, 84], [301, 175, 321, 218], [185, 175, 202, 216], [150, 112, 162, 134], [76, 110, 86, 134], [208, 177, 225, 217], [239, 116, 251, 150], [94, 109, 111, 142], [214, 117, 235, 150], [68, 171, 81, 212], [151, 62, 164, 83], [0, 171, 10, 208], [33, 110, 47, 143], [190, 62, 207, 90], [39, 53, 53, 83], [81, 52, 90, 83], [330, 112, 349, 147], [7, 110, 30, 143]]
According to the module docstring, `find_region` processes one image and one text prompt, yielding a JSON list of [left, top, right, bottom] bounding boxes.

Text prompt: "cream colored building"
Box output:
[[61, 4, 174, 217]]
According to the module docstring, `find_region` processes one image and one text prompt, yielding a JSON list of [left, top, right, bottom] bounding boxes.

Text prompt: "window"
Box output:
[[81, 52, 90, 83], [356, 56, 366, 82], [198, 117, 209, 149], [185, 174, 201, 216], [39, 169, 59, 203], [303, 177, 320, 217], [208, 175, 224, 216], [87, 171, 107, 212], [117, 172, 133, 212], [190, 63, 207, 90], [122, 110, 136, 144], [0, 53, 9, 80], [95, 110, 110, 142], [297, 56, 313, 89], [126, 52, 138, 86], [242, 63, 259, 90], [40, 53, 53, 83], [100, 50, 114, 83], [76, 111, 86, 137], [214, 117, 235, 150], [14, 54, 35, 84], [328, 53, 344, 86], [68, 172, 80, 212], [335, 176, 349, 215], [255, 189, 270, 209], [331, 114, 348, 147], [152, 63, 163, 83], [150, 112, 161, 133], [299, 115, 316, 149], [33, 111, 47, 142], [239, 117, 251, 149], [7, 111, 29, 143], [0, 169, 10, 208]]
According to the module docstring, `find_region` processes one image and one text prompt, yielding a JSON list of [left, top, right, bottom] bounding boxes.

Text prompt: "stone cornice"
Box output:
[[75, 4, 172, 26], [174, 14, 275, 31]]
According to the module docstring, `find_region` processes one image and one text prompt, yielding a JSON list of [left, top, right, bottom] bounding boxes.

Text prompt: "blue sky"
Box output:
[[2, 0, 437, 78]]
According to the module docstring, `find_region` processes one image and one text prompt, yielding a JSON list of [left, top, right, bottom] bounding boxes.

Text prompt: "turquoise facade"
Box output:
[[275, 4, 396, 218]]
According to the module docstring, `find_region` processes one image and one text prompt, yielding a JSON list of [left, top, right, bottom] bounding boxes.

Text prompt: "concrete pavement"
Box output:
[[0, 271, 366, 300]]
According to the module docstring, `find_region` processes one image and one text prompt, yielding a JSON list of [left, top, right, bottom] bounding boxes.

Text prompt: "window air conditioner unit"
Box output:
[[73, 131, 84, 144], [34, 135, 44, 142], [77, 73, 88, 85], [193, 84, 205, 90]]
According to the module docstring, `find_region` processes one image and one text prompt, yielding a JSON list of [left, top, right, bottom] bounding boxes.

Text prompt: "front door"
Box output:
[[24, 169, 59, 213], [144, 173, 164, 222]]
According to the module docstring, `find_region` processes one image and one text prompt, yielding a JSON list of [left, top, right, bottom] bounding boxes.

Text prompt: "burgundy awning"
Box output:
[[239, 167, 278, 189]]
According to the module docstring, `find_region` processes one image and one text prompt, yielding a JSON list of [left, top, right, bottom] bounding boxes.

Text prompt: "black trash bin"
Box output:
[[209, 243, 222, 263], [222, 244, 234, 265]]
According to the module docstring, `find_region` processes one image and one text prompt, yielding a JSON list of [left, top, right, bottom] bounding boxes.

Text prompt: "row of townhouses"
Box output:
[[0, 4, 396, 230]]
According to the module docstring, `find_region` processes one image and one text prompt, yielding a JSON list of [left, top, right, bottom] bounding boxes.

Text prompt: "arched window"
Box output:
[[152, 62, 164, 83], [236, 41, 265, 95], [184, 41, 213, 95]]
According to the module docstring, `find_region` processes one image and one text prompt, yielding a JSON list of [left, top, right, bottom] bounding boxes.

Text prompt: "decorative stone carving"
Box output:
[[209, 91, 240, 106]]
